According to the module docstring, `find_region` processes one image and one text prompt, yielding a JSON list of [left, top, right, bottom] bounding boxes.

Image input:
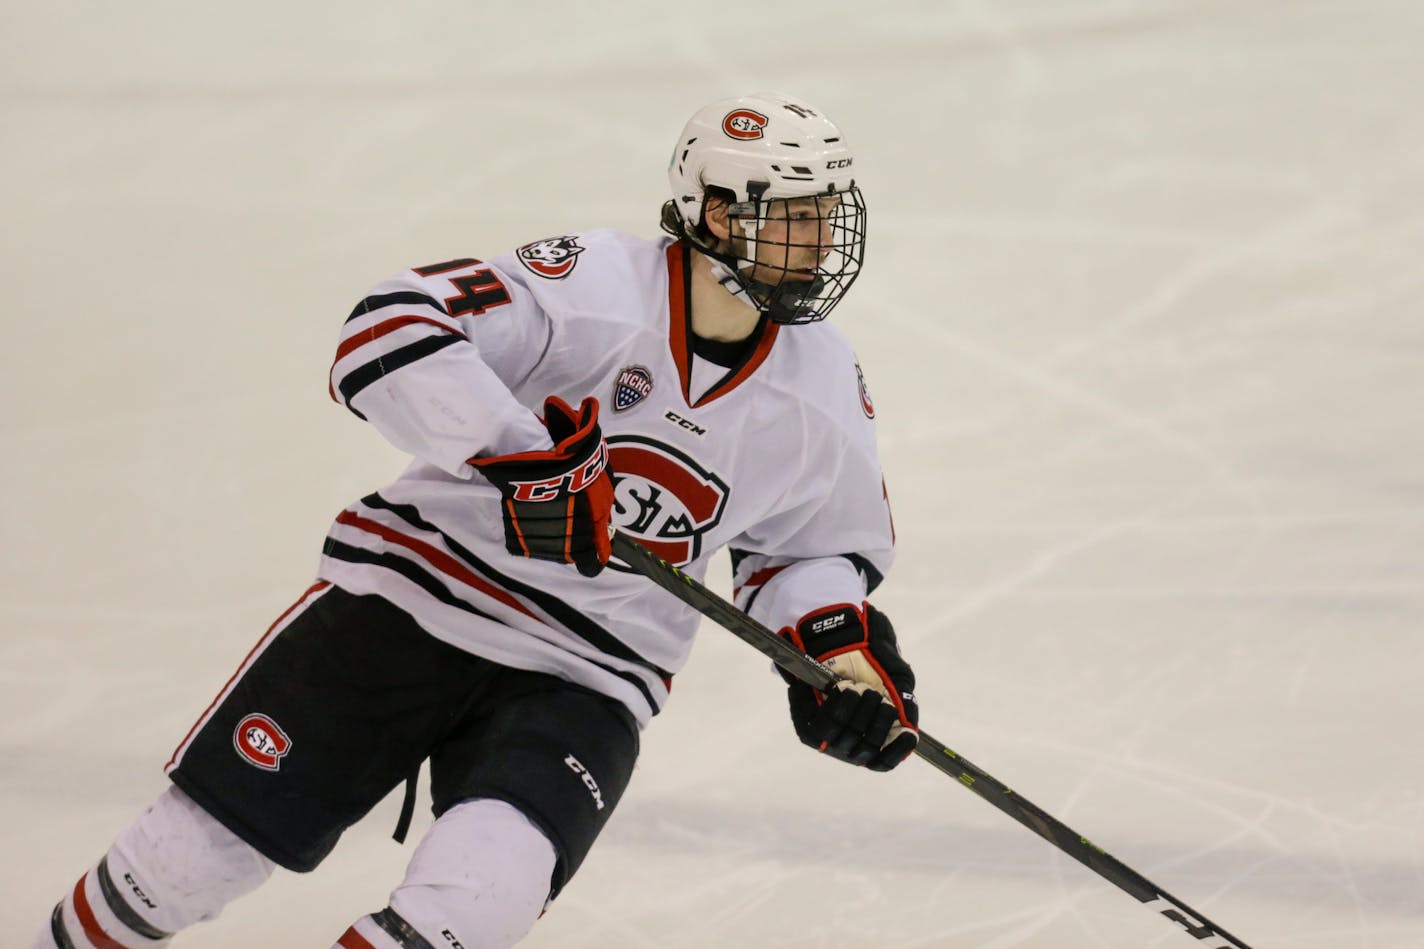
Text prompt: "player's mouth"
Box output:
[[783, 257, 829, 277]]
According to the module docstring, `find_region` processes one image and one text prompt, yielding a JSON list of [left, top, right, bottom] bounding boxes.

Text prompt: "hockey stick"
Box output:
[[611, 532, 1255, 949]]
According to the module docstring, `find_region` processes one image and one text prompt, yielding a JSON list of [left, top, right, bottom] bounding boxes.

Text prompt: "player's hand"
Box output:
[[473, 396, 614, 577], [779, 603, 918, 771]]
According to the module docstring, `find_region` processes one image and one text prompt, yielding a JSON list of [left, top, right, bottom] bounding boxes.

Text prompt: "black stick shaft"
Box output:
[[611, 533, 1255, 949]]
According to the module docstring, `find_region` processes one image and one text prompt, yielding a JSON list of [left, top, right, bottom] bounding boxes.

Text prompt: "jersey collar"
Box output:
[[665, 241, 779, 409]]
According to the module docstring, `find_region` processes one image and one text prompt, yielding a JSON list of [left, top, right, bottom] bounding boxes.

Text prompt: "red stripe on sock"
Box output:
[[337, 924, 381, 949], [71, 873, 129, 949]]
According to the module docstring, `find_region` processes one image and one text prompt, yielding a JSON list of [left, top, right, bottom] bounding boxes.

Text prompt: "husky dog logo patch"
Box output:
[[613, 365, 654, 411], [233, 713, 292, 771], [517, 235, 585, 280]]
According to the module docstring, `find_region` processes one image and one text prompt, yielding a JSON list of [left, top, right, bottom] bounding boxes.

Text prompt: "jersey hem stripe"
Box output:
[[323, 524, 663, 713], [361, 493, 673, 679]]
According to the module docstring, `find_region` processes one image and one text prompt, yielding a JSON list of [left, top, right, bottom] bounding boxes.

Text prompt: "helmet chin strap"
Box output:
[[762, 275, 825, 324], [707, 257, 757, 306], [707, 257, 823, 324]]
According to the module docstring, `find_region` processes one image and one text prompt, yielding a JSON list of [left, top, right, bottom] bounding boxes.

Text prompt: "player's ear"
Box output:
[[703, 197, 732, 243]]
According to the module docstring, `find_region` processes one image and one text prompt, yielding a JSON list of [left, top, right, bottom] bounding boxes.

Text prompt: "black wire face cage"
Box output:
[[713, 186, 867, 325]]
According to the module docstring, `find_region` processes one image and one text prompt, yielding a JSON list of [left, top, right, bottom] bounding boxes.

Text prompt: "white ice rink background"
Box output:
[[3, 1, 1422, 946]]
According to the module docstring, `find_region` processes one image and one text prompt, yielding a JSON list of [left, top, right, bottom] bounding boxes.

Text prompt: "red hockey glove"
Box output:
[[779, 603, 918, 771], [472, 396, 614, 577]]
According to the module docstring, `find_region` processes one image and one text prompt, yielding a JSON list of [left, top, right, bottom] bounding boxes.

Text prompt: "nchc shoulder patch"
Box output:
[[233, 713, 293, 771], [516, 235, 585, 279], [613, 365, 654, 411]]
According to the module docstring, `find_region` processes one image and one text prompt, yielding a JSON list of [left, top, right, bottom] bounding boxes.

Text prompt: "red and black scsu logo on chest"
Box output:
[[607, 435, 729, 568]]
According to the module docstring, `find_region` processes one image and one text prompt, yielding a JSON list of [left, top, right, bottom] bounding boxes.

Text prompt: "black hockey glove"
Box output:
[[779, 603, 918, 772], [471, 396, 614, 577]]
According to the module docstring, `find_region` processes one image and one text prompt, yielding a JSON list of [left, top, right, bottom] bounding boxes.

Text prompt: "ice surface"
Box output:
[[3, 1, 1422, 946]]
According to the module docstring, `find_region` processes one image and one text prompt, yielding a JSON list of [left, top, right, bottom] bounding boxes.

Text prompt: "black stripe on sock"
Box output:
[[49, 902, 77, 949], [371, 906, 437, 949], [97, 856, 170, 941]]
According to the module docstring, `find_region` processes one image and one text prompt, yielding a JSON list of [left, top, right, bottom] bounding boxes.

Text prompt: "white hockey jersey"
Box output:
[[319, 230, 895, 727]]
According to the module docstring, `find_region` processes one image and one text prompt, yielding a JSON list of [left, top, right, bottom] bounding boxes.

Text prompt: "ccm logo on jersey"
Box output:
[[233, 713, 292, 771], [564, 754, 605, 810], [509, 442, 609, 502], [607, 435, 729, 567], [517, 235, 585, 280], [722, 108, 769, 140], [663, 409, 707, 437]]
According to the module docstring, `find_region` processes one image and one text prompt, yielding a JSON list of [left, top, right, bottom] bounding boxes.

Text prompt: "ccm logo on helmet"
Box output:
[[722, 109, 769, 141], [233, 713, 292, 771]]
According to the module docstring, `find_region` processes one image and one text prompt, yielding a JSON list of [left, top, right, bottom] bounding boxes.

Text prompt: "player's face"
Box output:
[[738, 196, 840, 283]]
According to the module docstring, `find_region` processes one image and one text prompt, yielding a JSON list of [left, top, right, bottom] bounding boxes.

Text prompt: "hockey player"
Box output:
[[33, 92, 918, 949]]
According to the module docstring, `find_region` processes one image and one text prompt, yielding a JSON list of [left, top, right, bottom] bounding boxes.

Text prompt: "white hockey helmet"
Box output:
[[662, 92, 866, 324]]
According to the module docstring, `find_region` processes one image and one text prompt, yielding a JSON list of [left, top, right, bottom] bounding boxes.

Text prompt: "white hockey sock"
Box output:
[[34, 786, 275, 948], [332, 798, 557, 949]]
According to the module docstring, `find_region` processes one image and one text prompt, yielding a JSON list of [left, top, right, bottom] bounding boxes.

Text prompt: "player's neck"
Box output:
[[688, 252, 762, 343]]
